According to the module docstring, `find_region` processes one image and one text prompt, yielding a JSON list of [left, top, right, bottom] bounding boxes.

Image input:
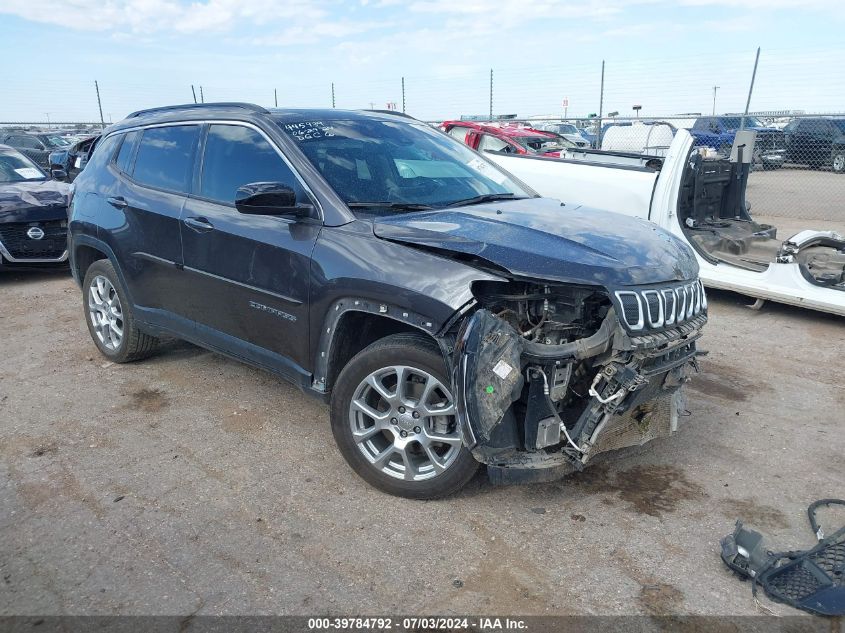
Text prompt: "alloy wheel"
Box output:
[[348, 365, 462, 481], [88, 275, 124, 350]]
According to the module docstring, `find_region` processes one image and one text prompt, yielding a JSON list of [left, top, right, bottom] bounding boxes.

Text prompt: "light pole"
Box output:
[[712, 85, 720, 115], [632, 104, 642, 119], [45, 113, 50, 128]]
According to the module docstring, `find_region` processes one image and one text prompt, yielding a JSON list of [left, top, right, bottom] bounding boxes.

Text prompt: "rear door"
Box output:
[[179, 122, 321, 371], [112, 124, 200, 316]]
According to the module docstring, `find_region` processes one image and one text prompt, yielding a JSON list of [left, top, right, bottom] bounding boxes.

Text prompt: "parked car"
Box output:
[[530, 122, 590, 147], [441, 120, 577, 156], [49, 135, 100, 182], [69, 103, 706, 498], [0, 145, 72, 271], [783, 117, 845, 172], [689, 116, 786, 168], [0, 131, 72, 169]]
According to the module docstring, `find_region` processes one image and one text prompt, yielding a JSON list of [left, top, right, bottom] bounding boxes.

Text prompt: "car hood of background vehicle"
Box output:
[[0, 180, 71, 221], [373, 197, 699, 286]]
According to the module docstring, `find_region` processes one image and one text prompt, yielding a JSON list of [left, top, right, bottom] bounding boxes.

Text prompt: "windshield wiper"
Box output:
[[347, 202, 434, 211], [447, 193, 528, 208]]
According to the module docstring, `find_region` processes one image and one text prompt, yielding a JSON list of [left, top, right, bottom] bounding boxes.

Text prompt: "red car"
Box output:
[[440, 121, 577, 157]]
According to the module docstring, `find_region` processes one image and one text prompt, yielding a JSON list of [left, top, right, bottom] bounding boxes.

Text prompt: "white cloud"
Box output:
[[0, 0, 328, 33]]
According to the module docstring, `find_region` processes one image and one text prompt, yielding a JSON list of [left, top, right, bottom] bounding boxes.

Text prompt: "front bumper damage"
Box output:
[[452, 304, 706, 484]]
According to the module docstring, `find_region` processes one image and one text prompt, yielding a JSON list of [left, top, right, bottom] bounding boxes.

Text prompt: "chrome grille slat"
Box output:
[[615, 281, 707, 333]]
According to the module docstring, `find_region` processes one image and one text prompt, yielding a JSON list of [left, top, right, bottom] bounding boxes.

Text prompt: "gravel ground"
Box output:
[[748, 166, 845, 221], [1, 271, 843, 617]]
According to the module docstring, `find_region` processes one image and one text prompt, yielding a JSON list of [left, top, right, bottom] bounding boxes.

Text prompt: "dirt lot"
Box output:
[[1, 271, 843, 617], [748, 166, 845, 222]]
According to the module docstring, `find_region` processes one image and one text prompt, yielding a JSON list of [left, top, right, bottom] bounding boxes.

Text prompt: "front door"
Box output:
[[180, 123, 321, 372]]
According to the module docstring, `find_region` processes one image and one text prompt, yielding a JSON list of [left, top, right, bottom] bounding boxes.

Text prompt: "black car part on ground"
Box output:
[[720, 499, 845, 617]]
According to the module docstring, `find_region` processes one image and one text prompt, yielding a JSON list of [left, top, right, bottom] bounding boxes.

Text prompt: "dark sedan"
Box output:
[[0, 131, 72, 169], [0, 145, 71, 270]]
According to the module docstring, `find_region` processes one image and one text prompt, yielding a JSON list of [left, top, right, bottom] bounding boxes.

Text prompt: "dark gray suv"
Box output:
[[68, 103, 707, 498]]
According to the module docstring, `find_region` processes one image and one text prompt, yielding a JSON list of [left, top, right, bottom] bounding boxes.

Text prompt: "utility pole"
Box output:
[[274, 88, 278, 108], [200, 86, 204, 103], [369, 102, 375, 110], [94, 80, 105, 130], [331, 83, 335, 108], [45, 113, 51, 129], [191, 85, 197, 103], [740, 47, 760, 130], [712, 85, 719, 115], [489, 69, 493, 121], [401, 76, 406, 113], [597, 60, 605, 149]]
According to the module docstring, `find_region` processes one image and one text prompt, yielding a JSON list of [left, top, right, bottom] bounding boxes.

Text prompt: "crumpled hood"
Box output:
[[0, 180, 71, 223], [373, 197, 699, 287]]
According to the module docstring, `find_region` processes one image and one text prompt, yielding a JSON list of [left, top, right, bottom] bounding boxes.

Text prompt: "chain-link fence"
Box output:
[[1, 47, 843, 228]]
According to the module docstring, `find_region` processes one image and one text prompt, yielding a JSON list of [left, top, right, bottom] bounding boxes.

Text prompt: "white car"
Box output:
[[483, 130, 845, 316]]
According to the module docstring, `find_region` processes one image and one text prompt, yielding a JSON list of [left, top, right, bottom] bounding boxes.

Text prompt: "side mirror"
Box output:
[[234, 182, 312, 218], [51, 169, 68, 181]]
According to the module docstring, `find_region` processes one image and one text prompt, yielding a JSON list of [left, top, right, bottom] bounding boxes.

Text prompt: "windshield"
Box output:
[[721, 117, 765, 129], [279, 117, 531, 210], [0, 150, 46, 183], [44, 135, 71, 148], [516, 134, 574, 153]]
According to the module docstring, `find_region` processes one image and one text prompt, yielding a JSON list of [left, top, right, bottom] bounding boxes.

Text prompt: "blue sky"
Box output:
[[1, 0, 843, 122]]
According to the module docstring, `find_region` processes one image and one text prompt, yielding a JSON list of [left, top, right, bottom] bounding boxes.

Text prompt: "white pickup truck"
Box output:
[[485, 130, 845, 317]]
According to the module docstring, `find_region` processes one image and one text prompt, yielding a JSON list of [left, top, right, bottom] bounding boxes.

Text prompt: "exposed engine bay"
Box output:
[[679, 153, 845, 290], [451, 279, 707, 482]]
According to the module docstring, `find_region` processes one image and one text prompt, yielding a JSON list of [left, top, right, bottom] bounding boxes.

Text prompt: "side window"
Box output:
[[83, 133, 122, 174], [16, 136, 41, 149], [199, 124, 304, 205], [477, 134, 512, 153], [447, 127, 469, 145], [132, 125, 200, 193], [784, 119, 799, 133], [692, 119, 708, 131], [114, 131, 139, 174], [797, 119, 816, 134]]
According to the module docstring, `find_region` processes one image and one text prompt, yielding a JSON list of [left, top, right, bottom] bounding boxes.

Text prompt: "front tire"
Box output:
[[833, 151, 845, 174], [330, 333, 479, 499], [82, 259, 158, 363]]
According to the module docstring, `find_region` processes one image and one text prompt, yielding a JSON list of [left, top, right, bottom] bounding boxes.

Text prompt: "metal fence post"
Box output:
[[94, 80, 105, 130], [597, 60, 605, 149], [331, 83, 336, 108], [489, 69, 493, 120], [402, 77, 406, 113], [740, 47, 761, 130]]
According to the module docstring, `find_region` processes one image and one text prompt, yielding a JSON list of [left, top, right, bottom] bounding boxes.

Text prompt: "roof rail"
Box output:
[[367, 109, 417, 120], [127, 102, 270, 119]]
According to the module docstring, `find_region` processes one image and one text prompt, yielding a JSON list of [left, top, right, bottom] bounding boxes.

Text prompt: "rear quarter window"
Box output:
[[114, 131, 140, 174], [83, 134, 122, 174]]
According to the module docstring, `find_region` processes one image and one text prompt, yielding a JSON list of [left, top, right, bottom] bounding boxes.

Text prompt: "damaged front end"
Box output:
[[451, 279, 707, 483]]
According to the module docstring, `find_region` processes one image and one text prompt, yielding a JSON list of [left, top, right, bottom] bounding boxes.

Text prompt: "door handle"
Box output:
[[107, 196, 128, 209], [184, 216, 214, 232]]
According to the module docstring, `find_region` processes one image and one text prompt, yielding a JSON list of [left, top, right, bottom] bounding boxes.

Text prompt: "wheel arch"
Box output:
[[317, 298, 450, 395], [70, 235, 134, 304]]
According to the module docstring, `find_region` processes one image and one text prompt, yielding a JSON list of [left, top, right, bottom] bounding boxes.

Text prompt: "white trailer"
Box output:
[[486, 130, 845, 316]]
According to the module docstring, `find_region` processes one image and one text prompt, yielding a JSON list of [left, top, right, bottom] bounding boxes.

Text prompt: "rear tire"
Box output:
[[82, 259, 158, 363], [832, 151, 845, 174], [330, 333, 479, 499]]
